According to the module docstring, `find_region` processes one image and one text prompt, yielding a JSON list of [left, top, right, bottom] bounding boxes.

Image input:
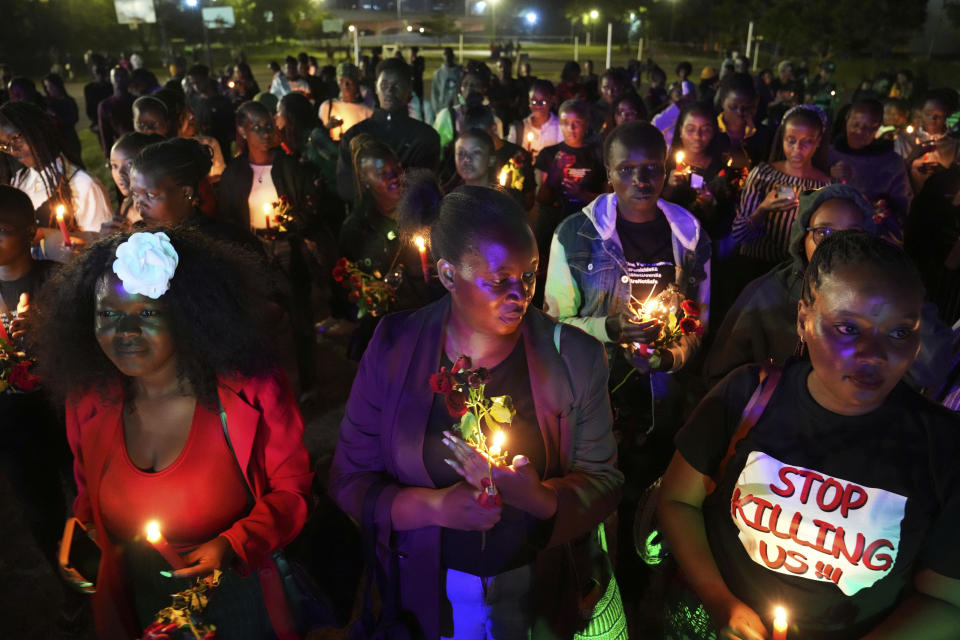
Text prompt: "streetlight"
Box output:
[[587, 9, 599, 45], [525, 11, 537, 26], [348, 25, 359, 65], [406, 24, 413, 32], [589, 9, 599, 20], [490, 0, 501, 42]]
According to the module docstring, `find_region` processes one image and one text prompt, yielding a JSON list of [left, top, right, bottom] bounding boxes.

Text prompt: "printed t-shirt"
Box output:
[[534, 142, 606, 217], [423, 340, 547, 577], [675, 361, 960, 638], [616, 210, 676, 303]]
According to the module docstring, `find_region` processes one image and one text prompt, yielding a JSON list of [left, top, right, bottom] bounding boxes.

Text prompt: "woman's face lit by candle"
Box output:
[[845, 108, 881, 151], [454, 136, 491, 186], [0, 125, 33, 169], [109, 145, 135, 197], [95, 272, 176, 379], [679, 113, 715, 156], [798, 263, 922, 416], [442, 230, 538, 337], [782, 120, 821, 171], [129, 168, 194, 228]]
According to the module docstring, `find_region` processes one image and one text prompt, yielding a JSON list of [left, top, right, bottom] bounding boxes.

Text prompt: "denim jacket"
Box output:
[[544, 193, 711, 371]]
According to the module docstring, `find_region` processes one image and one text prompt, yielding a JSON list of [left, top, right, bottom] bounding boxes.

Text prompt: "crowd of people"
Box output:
[[2, 41, 960, 640]]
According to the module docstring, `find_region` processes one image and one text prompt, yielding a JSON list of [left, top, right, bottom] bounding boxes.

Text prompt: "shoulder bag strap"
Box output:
[[707, 363, 782, 494]]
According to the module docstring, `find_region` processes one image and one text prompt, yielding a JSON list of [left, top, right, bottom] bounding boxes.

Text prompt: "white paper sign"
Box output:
[[730, 451, 907, 596]]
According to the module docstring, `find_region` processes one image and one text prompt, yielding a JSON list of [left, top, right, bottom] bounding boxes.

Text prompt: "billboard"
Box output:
[[202, 7, 236, 29], [114, 0, 157, 24]]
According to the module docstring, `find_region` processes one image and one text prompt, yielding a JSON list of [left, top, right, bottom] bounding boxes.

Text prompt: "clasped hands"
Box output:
[[441, 431, 557, 525]]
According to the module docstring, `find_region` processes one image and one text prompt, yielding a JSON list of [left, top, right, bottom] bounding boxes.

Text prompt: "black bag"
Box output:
[[218, 404, 337, 635], [349, 479, 424, 640]]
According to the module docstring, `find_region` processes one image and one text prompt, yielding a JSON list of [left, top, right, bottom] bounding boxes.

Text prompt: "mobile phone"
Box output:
[[690, 173, 704, 190], [59, 517, 101, 593], [777, 184, 796, 200]]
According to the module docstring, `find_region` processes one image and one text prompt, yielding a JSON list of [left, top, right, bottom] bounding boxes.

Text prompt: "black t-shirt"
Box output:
[[0, 260, 56, 313], [423, 340, 548, 577], [616, 210, 676, 303], [676, 361, 960, 638], [534, 142, 606, 217]]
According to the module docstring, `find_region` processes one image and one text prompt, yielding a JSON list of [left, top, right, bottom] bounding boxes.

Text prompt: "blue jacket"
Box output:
[[544, 193, 711, 371]]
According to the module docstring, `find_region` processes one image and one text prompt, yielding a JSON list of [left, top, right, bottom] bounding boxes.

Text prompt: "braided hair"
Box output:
[[0, 101, 75, 228], [800, 230, 923, 306]]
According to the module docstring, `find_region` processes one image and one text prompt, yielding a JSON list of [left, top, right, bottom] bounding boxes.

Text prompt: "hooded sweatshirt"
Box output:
[[544, 193, 711, 372], [704, 185, 951, 390]]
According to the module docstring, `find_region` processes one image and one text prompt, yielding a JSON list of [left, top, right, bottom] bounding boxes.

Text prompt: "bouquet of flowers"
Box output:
[[0, 320, 39, 394], [264, 195, 295, 234], [332, 257, 398, 318], [496, 151, 530, 192], [141, 570, 222, 640], [620, 285, 702, 372], [430, 355, 514, 511]]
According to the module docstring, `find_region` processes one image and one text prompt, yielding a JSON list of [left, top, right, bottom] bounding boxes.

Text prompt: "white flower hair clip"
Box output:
[[112, 232, 180, 299]]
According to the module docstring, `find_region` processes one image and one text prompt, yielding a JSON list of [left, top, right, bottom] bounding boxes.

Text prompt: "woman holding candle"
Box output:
[[330, 186, 622, 640], [714, 73, 773, 171], [0, 101, 112, 240], [507, 79, 562, 160], [36, 228, 312, 640], [659, 231, 960, 639]]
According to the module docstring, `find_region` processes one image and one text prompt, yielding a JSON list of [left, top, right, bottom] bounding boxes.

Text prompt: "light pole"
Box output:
[[588, 9, 599, 47], [490, 0, 500, 42]]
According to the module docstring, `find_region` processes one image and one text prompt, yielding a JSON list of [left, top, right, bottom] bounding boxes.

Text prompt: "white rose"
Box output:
[[112, 232, 180, 299]]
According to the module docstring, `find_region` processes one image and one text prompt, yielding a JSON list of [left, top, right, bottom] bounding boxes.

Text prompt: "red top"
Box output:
[[99, 402, 250, 546]]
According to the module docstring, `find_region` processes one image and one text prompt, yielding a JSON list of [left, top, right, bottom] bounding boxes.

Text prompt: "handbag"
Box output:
[[348, 479, 424, 640], [217, 402, 336, 638], [633, 363, 783, 567]]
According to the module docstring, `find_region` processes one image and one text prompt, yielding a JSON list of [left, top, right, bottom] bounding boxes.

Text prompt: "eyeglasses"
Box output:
[[248, 123, 274, 135], [0, 133, 25, 154], [806, 226, 863, 245], [530, 99, 549, 106], [613, 163, 665, 181]]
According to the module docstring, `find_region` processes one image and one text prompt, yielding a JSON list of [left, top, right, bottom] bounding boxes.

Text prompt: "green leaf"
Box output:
[[488, 396, 515, 424], [458, 411, 479, 444]]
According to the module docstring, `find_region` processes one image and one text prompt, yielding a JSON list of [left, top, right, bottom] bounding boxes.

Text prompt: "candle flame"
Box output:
[[526, 132, 534, 142], [490, 431, 506, 455], [145, 520, 162, 543], [498, 166, 510, 187], [675, 150, 685, 165], [56, 204, 65, 221], [414, 235, 426, 252], [262, 202, 272, 214], [727, 157, 733, 166], [228, 80, 236, 88], [906, 125, 915, 134], [774, 606, 787, 627]]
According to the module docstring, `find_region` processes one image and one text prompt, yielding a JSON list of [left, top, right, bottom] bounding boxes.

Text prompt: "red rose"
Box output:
[[477, 479, 501, 509], [8, 361, 39, 391], [452, 355, 471, 372], [332, 266, 345, 281], [430, 367, 455, 393], [348, 291, 360, 302], [635, 342, 651, 357], [336, 257, 349, 269], [679, 317, 700, 336], [681, 299, 700, 318], [444, 390, 468, 417], [365, 297, 374, 306]]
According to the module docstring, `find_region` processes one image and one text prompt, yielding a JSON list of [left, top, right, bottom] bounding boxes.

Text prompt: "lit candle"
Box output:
[[228, 80, 236, 89], [498, 166, 510, 187], [262, 202, 272, 229], [489, 430, 506, 456], [525, 131, 534, 151], [675, 150, 685, 168], [906, 125, 915, 135], [414, 235, 430, 283], [145, 521, 186, 570], [772, 606, 788, 640], [55, 205, 72, 247]]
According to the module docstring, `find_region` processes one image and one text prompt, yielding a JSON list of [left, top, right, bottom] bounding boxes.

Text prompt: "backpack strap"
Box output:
[[707, 363, 782, 495]]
